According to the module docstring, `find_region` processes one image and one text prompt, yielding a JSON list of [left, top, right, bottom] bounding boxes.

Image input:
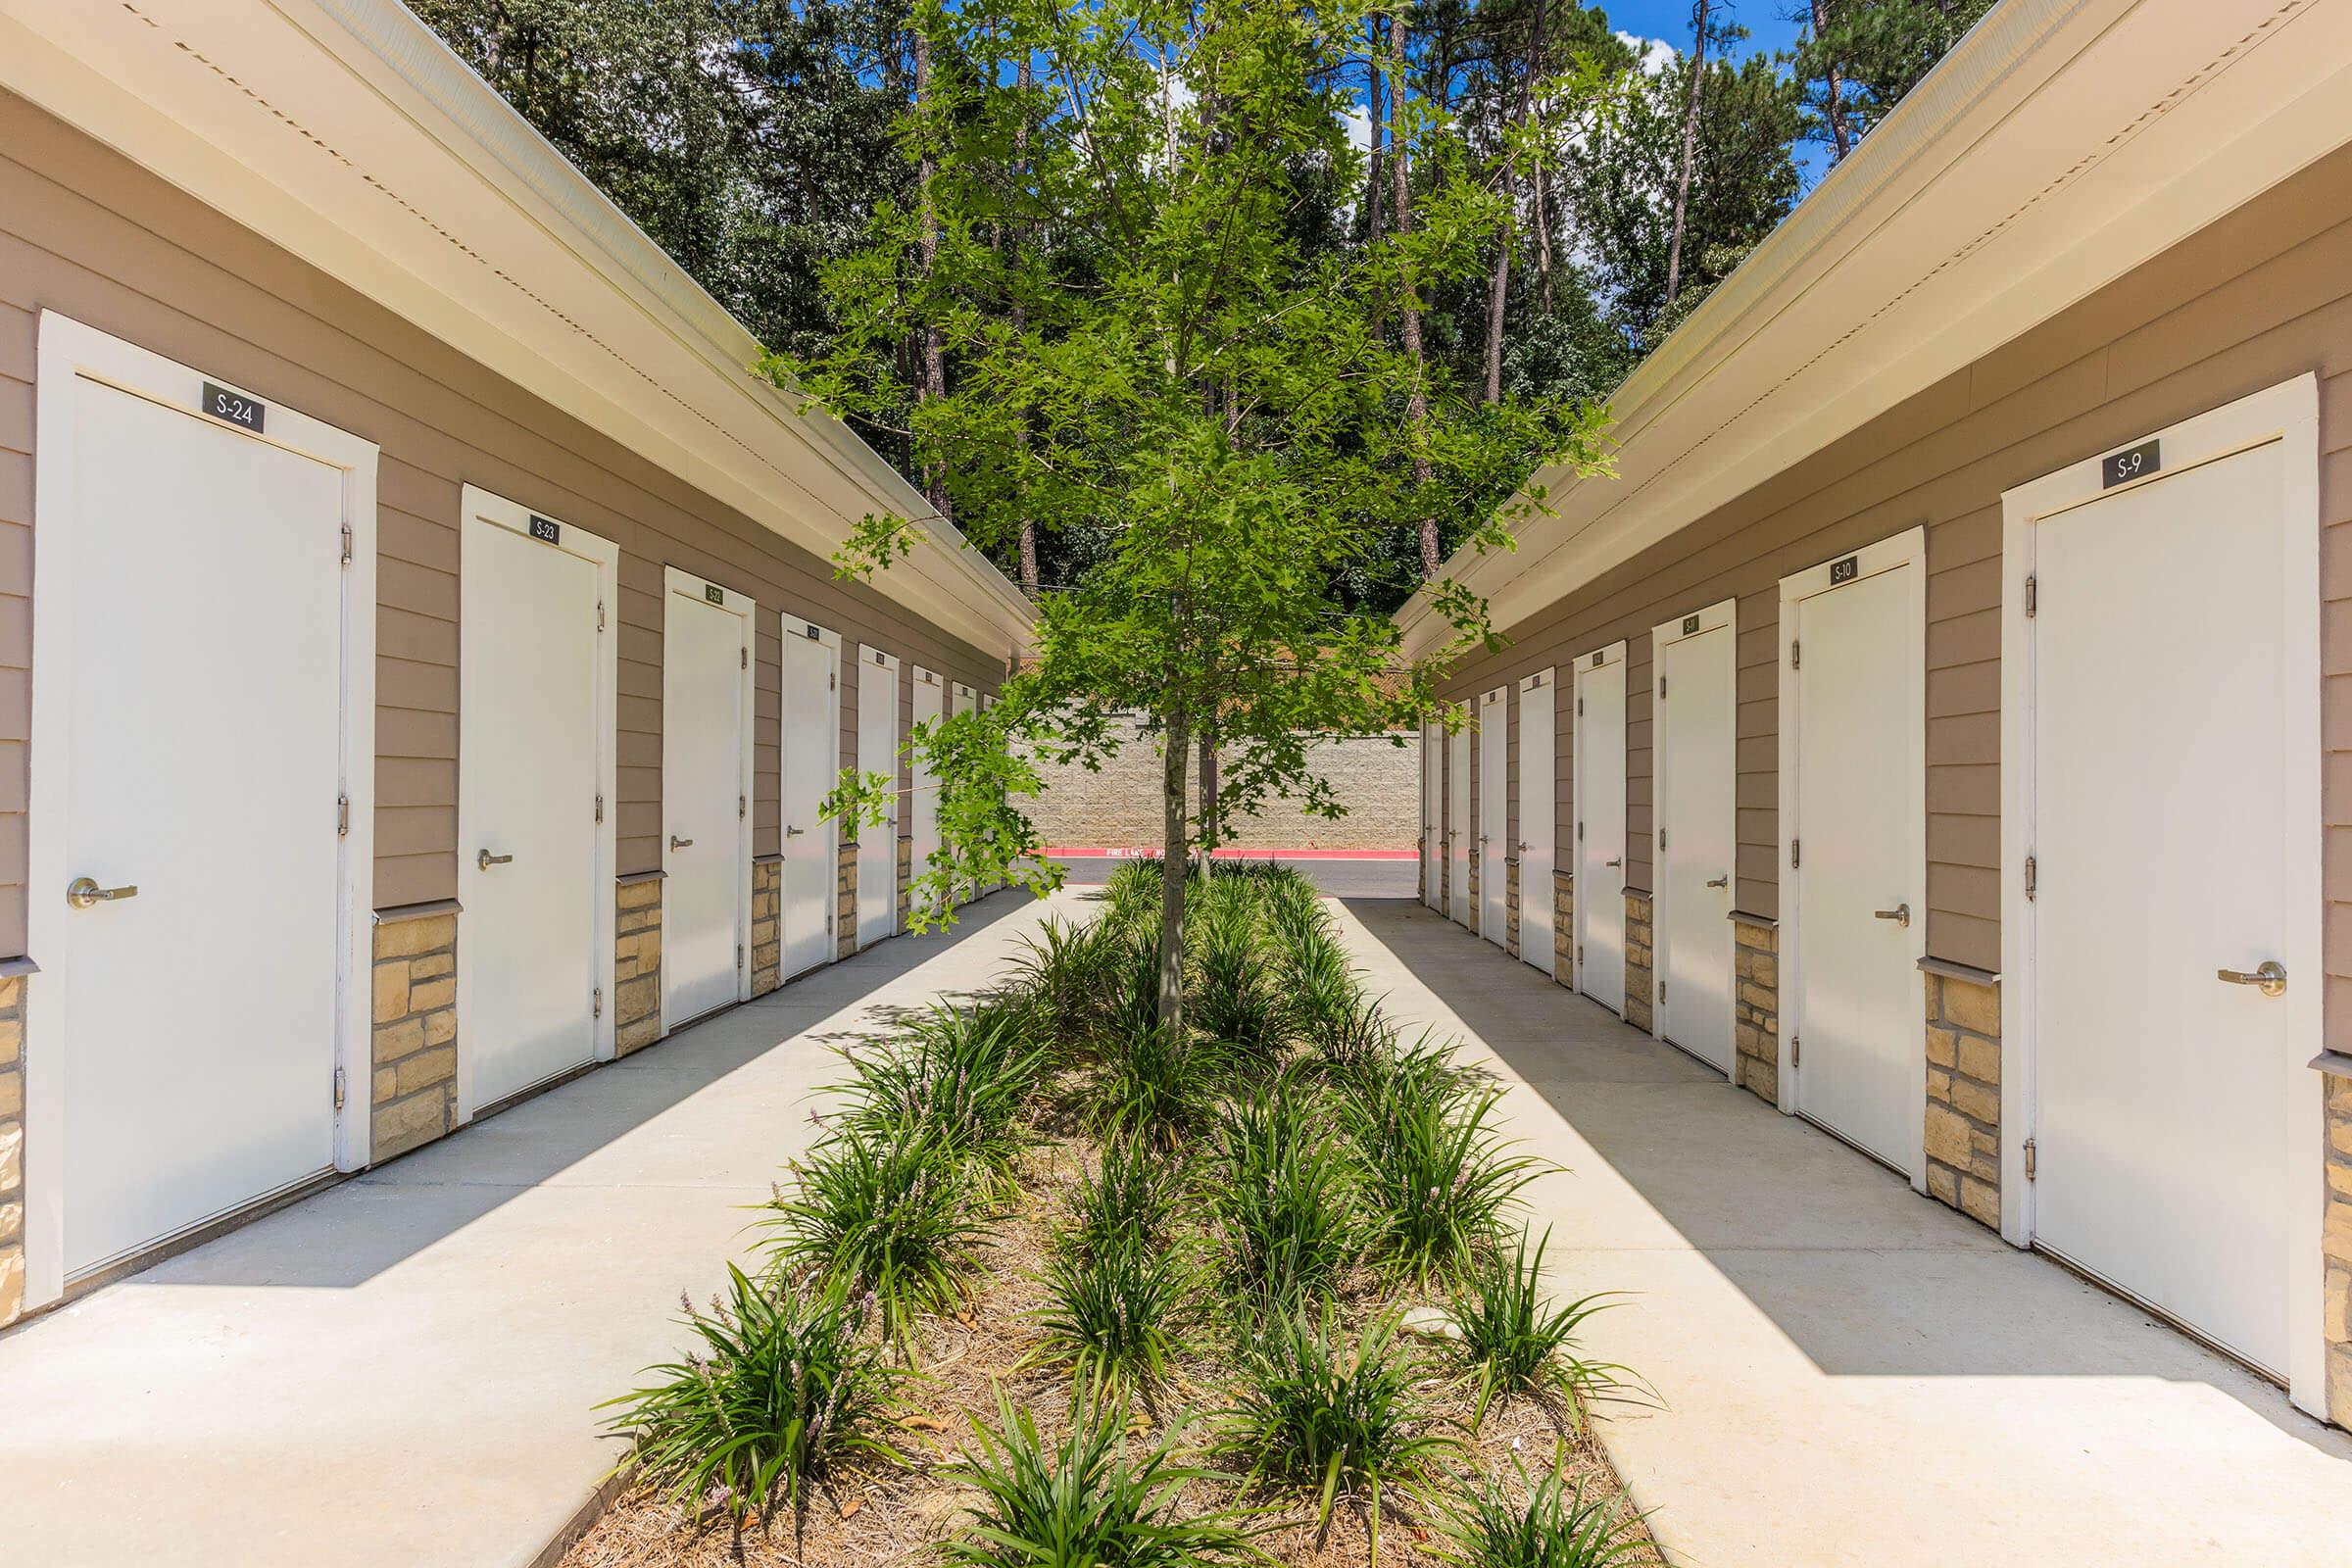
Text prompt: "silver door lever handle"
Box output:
[[1874, 904, 1911, 927], [67, 876, 138, 908], [785, 825, 806, 838], [1707, 875, 1729, 889], [670, 835, 694, 851], [477, 850, 514, 870], [2217, 959, 2286, 997], [1604, 858, 1622, 868]]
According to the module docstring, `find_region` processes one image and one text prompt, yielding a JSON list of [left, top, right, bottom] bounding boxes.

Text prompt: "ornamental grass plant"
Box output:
[[592, 861, 1656, 1568]]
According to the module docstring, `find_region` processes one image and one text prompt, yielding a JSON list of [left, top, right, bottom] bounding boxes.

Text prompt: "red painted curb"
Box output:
[[1042, 847, 1417, 860]]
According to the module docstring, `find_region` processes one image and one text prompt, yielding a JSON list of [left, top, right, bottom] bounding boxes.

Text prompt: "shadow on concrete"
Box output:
[[1338, 894, 2352, 1454], [103, 891, 1038, 1295]]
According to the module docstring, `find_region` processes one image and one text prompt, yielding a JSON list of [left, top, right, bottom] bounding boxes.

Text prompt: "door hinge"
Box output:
[[2024, 1138, 2037, 1181], [597, 599, 607, 632], [739, 793, 748, 819], [339, 523, 354, 565], [1791, 1034, 1800, 1069], [1658, 675, 1668, 700], [2024, 574, 2036, 618], [1790, 638, 1800, 669], [337, 794, 350, 837], [595, 792, 604, 824], [2025, 854, 2037, 900], [741, 646, 749, 669], [593, 986, 604, 1019], [1577, 944, 1585, 965], [333, 1066, 347, 1111], [1658, 827, 1668, 852], [736, 944, 745, 970], [1790, 838, 1800, 869], [1577, 820, 1585, 842], [1658, 979, 1666, 1003]]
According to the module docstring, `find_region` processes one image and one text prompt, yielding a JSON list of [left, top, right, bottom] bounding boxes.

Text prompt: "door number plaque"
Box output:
[[1830, 555, 1859, 585], [200, 382, 265, 433], [1682, 613, 1700, 636], [527, 514, 562, 546], [2102, 439, 2160, 488], [704, 582, 725, 605]]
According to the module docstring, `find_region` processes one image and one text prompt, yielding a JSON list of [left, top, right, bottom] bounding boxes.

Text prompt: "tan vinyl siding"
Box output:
[[0, 298, 32, 956], [1440, 137, 2352, 995], [0, 89, 1005, 934]]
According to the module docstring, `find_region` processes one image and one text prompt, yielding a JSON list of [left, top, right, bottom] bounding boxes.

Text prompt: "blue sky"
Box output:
[[1598, 0, 1829, 184], [1603, 0, 1807, 59]]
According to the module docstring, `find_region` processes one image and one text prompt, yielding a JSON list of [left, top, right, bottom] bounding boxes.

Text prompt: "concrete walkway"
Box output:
[[0, 889, 1057, 1568], [1333, 897, 2352, 1568]]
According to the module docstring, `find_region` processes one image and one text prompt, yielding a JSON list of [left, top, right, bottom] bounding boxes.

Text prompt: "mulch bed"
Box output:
[[561, 1128, 1663, 1568]]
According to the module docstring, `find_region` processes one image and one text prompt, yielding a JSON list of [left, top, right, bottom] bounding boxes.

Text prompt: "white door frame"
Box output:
[[908, 664, 946, 920], [1572, 640, 1628, 1003], [454, 486, 618, 1123], [1999, 374, 2324, 1415], [856, 644, 903, 945], [1516, 666, 1556, 973], [1439, 705, 1458, 926], [24, 312, 379, 1310], [780, 612, 843, 975], [1649, 599, 1738, 1061], [1422, 716, 1442, 911], [1777, 529, 1928, 1185], [1479, 685, 1509, 946], [660, 565, 756, 1028]]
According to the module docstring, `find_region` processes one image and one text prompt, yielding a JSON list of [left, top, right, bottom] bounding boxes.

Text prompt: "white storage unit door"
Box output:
[[459, 491, 610, 1112], [661, 571, 753, 1027], [1516, 668, 1556, 974], [2017, 398, 2320, 1384], [1784, 537, 1926, 1175], [952, 682, 977, 903], [1653, 605, 1738, 1073], [1421, 716, 1443, 910], [1479, 688, 1508, 946], [1447, 710, 1472, 928], [907, 667, 945, 924], [38, 354, 355, 1280], [856, 646, 902, 947], [779, 618, 839, 979], [1574, 645, 1628, 1013]]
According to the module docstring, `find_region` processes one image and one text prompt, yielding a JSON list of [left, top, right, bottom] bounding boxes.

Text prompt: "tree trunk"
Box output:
[[1482, 229, 1509, 407], [1364, 22, 1384, 244], [1390, 14, 1439, 579], [1530, 0, 1555, 314], [1156, 710, 1191, 1033], [915, 22, 951, 521], [1810, 0, 1852, 163], [1013, 56, 1039, 592], [1485, 5, 1541, 406], [1664, 0, 1709, 311]]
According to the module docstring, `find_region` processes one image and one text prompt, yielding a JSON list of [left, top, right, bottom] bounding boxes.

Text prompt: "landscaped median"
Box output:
[[561, 862, 1659, 1568]]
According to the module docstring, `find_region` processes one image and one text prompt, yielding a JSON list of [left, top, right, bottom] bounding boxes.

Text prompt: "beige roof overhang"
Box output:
[[0, 0, 1036, 661], [1394, 0, 2352, 659]]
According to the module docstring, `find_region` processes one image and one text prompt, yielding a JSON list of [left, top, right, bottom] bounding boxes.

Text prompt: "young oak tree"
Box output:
[[773, 0, 1610, 1030]]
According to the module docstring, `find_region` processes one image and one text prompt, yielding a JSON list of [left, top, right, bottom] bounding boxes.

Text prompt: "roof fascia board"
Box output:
[[1398, 0, 2344, 659]]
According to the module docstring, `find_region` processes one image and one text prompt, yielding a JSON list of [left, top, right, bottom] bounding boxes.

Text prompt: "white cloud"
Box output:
[[1338, 101, 1373, 153], [1616, 30, 1679, 75]]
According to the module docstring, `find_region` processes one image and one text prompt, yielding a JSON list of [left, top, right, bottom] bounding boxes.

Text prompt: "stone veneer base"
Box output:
[[370, 908, 459, 1162]]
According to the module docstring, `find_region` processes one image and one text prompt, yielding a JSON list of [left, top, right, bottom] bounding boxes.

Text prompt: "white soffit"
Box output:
[[0, 0, 1033, 657], [1396, 0, 2352, 656]]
